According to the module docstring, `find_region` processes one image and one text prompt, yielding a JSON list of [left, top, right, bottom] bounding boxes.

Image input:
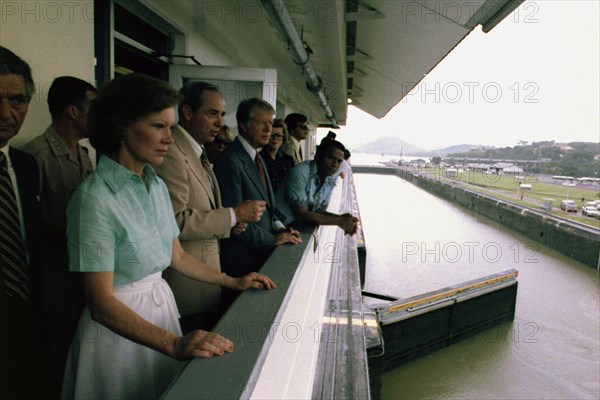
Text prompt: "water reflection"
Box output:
[[354, 173, 599, 400]]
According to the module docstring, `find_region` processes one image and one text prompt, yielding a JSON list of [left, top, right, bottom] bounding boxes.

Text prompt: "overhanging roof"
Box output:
[[164, 0, 523, 127], [347, 0, 524, 119]]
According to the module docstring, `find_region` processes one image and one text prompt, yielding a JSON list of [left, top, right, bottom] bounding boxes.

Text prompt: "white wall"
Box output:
[[142, 0, 235, 67], [0, 0, 95, 148]]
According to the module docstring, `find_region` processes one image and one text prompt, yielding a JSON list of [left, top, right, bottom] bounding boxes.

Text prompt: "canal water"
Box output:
[[354, 173, 599, 400]]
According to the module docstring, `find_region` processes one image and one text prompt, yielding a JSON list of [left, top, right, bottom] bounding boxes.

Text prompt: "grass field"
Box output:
[[418, 167, 600, 228]]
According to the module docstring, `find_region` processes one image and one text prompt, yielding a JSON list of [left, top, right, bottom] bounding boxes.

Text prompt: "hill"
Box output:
[[353, 136, 425, 156], [420, 144, 490, 157], [352, 137, 487, 157]]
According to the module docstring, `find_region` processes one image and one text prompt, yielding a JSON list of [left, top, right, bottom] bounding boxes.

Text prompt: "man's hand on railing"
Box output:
[[338, 213, 359, 236], [274, 227, 302, 245]]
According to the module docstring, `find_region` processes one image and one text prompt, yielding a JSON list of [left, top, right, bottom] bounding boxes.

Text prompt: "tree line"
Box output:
[[447, 141, 600, 178]]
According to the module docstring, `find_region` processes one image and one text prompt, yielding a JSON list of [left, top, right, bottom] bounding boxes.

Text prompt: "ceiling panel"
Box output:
[[351, 0, 470, 118]]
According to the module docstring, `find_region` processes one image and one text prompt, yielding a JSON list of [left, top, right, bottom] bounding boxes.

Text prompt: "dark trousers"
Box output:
[[0, 295, 51, 399], [218, 288, 242, 319], [179, 310, 220, 335], [39, 245, 85, 398]]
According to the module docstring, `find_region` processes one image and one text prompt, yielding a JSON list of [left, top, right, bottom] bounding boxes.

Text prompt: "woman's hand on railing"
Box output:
[[172, 330, 234, 360], [222, 271, 277, 291]]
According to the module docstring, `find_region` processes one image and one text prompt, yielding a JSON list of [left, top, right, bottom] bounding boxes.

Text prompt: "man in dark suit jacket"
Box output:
[[0, 46, 46, 399], [213, 98, 302, 282]]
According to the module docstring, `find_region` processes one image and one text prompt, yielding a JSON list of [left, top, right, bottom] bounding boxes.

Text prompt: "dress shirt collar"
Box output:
[[0, 144, 16, 175], [0, 145, 17, 181], [96, 155, 158, 193], [179, 124, 204, 159], [237, 134, 259, 160], [308, 159, 318, 177], [308, 160, 322, 185], [0, 144, 9, 160], [289, 135, 300, 150]]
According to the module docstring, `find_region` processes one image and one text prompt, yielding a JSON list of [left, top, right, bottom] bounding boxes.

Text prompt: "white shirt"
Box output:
[[237, 133, 259, 161], [289, 136, 303, 163], [182, 127, 204, 160]]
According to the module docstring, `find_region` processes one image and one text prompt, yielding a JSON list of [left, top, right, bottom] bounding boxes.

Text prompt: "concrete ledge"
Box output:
[[161, 228, 312, 399]]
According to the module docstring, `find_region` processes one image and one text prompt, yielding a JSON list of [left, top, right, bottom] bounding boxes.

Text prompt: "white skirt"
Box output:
[[61, 272, 184, 400]]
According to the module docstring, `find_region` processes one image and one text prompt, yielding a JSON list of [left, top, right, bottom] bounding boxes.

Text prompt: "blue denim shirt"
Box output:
[[67, 156, 179, 285], [274, 160, 337, 226]]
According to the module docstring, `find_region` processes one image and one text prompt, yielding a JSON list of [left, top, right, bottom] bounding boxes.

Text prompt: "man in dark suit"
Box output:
[[213, 98, 302, 284], [0, 46, 46, 399]]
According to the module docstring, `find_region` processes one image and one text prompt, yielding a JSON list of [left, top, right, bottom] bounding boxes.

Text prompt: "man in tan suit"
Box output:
[[156, 82, 265, 333]]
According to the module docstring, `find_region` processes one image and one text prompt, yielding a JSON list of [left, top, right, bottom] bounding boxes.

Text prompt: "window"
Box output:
[[94, 1, 180, 84]]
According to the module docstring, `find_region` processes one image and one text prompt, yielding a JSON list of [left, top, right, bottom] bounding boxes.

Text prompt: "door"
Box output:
[[169, 65, 277, 129]]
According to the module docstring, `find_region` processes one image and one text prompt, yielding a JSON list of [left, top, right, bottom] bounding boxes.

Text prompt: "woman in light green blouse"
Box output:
[[62, 74, 276, 400]]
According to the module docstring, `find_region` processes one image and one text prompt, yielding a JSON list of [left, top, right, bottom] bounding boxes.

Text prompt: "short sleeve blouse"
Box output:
[[67, 156, 180, 285]]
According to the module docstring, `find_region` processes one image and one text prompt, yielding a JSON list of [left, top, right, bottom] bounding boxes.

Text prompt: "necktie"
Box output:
[[200, 153, 215, 195], [0, 152, 30, 300], [298, 146, 303, 162], [255, 154, 268, 192]]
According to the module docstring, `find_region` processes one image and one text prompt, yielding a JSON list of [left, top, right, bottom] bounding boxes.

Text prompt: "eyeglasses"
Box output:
[[214, 137, 232, 145], [299, 124, 310, 130], [271, 134, 284, 139]]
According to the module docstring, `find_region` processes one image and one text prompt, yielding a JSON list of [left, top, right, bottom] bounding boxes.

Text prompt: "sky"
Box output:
[[319, 0, 600, 151]]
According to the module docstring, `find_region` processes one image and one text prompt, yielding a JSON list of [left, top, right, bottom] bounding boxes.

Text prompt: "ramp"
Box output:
[[366, 269, 518, 374]]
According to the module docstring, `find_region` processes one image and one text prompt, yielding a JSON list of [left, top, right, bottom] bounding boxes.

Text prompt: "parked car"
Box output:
[[560, 200, 577, 212], [582, 206, 600, 217], [583, 201, 600, 209], [586, 200, 600, 210]]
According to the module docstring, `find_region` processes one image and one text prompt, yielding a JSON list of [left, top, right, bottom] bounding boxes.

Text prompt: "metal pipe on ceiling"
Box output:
[[261, 0, 339, 128], [482, 0, 526, 32]]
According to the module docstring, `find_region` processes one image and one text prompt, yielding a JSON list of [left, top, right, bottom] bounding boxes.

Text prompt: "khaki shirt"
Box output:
[[24, 126, 93, 231]]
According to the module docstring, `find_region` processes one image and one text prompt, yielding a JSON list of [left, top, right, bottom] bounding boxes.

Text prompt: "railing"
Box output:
[[162, 168, 371, 399]]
